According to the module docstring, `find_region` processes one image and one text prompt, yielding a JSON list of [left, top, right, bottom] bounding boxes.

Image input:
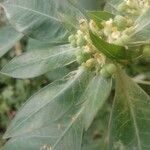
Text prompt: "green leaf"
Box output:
[[129, 9, 150, 45], [82, 103, 111, 150], [2, 0, 84, 43], [89, 31, 127, 60], [75, 0, 105, 10], [82, 75, 112, 130], [104, 0, 123, 15], [4, 67, 93, 150], [87, 11, 114, 27], [1, 44, 77, 78], [46, 67, 71, 81], [26, 38, 57, 51], [108, 68, 150, 149], [0, 25, 23, 57]]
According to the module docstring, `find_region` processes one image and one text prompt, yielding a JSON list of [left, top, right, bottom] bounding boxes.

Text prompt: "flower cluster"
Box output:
[[68, 0, 150, 78]]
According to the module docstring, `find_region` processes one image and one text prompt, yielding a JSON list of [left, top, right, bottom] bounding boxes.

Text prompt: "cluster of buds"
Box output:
[[68, 0, 150, 78], [118, 0, 150, 15], [68, 19, 117, 78], [101, 13, 135, 45], [68, 19, 106, 71]]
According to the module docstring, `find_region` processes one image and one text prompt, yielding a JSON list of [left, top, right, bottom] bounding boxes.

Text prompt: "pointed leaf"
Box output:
[[1, 44, 77, 78], [0, 25, 23, 57], [89, 31, 127, 60], [4, 67, 93, 150], [2, 0, 84, 43], [108, 69, 150, 149], [82, 75, 112, 130]]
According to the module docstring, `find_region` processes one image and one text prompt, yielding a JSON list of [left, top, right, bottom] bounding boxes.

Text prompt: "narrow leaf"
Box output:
[[108, 68, 150, 149], [82, 75, 112, 130], [4, 67, 93, 150], [89, 31, 127, 60], [1, 44, 77, 78]]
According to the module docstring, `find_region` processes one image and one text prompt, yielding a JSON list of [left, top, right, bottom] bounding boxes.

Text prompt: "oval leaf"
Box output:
[[4, 67, 93, 150], [1, 44, 77, 78], [2, 0, 84, 43]]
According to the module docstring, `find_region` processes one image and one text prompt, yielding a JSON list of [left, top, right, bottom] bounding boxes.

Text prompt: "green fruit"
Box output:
[[114, 15, 127, 29], [85, 58, 96, 69], [100, 64, 117, 78], [143, 45, 150, 58], [105, 63, 117, 75], [100, 68, 111, 78]]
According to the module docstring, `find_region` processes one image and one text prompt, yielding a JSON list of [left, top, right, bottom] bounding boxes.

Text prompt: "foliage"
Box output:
[[0, 0, 150, 150]]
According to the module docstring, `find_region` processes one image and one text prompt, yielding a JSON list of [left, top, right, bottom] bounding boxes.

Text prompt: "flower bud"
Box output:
[[123, 27, 135, 35], [79, 19, 88, 33], [85, 58, 96, 68], [100, 63, 117, 78], [76, 49, 91, 64], [113, 34, 130, 46], [100, 67, 110, 78], [68, 34, 75, 43], [114, 15, 127, 29], [105, 63, 117, 75]]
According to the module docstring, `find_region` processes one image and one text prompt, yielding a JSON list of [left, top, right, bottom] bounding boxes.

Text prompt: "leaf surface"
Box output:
[[89, 31, 127, 60], [1, 44, 77, 78], [104, 0, 123, 15], [108, 68, 150, 150], [87, 11, 114, 26], [0, 25, 23, 57], [2, 0, 84, 43], [4, 67, 93, 150], [82, 75, 112, 130], [129, 9, 150, 45]]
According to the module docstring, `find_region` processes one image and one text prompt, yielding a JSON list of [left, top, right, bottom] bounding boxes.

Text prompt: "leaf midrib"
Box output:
[[4, 3, 61, 22], [5, 69, 84, 137], [2, 48, 76, 73], [117, 70, 142, 150]]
